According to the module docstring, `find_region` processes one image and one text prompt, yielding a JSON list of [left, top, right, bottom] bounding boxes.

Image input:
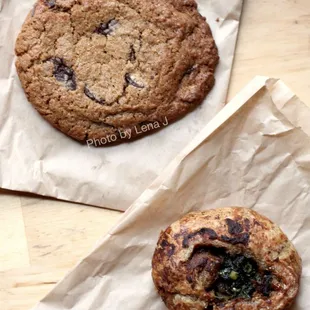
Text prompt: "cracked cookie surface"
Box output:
[[15, 0, 218, 143]]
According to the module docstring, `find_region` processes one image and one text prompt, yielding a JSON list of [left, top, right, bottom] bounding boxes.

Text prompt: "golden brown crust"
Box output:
[[152, 207, 302, 310]]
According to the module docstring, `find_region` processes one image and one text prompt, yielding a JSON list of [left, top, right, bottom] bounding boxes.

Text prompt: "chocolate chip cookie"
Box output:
[[15, 0, 218, 145]]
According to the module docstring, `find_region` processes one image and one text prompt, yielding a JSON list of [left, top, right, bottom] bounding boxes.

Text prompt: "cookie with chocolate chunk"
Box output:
[[15, 0, 218, 144]]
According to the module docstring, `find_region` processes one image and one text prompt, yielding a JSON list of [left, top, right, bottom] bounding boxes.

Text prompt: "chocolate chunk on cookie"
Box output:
[[95, 19, 118, 35], [84, 86, 105, 104], [45, 0, 56, 8], [125, 73, 144, 89], [15, 0, 218, 144], [129, 45, 136, 62], [50, 57, 76, 90]]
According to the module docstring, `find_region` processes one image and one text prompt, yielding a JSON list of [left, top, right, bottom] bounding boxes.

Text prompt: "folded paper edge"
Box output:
[[33, 76, 310, 309], [106, 76, 272, 236], [267, 79, 310, 138], [31, 76, 271, 309]]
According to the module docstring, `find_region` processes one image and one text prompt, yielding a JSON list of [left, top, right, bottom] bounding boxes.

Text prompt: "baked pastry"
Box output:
[[15, 0, 218, 144], [152, 207, 301, 310]]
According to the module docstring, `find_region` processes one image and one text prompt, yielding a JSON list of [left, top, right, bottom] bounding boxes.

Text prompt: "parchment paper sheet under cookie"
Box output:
[[0, 0, 243, 211]]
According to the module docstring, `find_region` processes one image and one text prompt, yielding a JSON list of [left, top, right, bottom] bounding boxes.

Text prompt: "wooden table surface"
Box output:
[[1, 0, 309, 309]]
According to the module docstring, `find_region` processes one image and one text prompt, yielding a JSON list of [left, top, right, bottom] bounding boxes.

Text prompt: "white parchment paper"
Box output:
[[0, 0, 243, 211], [32, 77, 310, 309]]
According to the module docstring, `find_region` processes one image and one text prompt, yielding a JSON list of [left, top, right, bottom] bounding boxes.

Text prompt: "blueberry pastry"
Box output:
[[152, 207, 301, 310]]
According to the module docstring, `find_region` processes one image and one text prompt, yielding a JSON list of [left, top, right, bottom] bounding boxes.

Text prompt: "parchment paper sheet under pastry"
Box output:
[[32, 77, 310, 309]]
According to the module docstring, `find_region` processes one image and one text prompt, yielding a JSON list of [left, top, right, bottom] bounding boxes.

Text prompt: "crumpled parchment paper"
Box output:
[[0, 0, 243, 211], [32, 77, 310, 309]]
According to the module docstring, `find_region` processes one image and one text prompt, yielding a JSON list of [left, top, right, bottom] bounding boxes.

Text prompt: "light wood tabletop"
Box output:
[[1, 0, 309, 309]]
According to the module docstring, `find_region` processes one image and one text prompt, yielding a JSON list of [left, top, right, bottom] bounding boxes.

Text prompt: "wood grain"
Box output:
[[1, 0, 310, 309], [0, 192, 29, 271], [0, 190, 122, 310], [228, 0, 310, 102], [1, 266, 68, 310], [20, 196, 120, 267]]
